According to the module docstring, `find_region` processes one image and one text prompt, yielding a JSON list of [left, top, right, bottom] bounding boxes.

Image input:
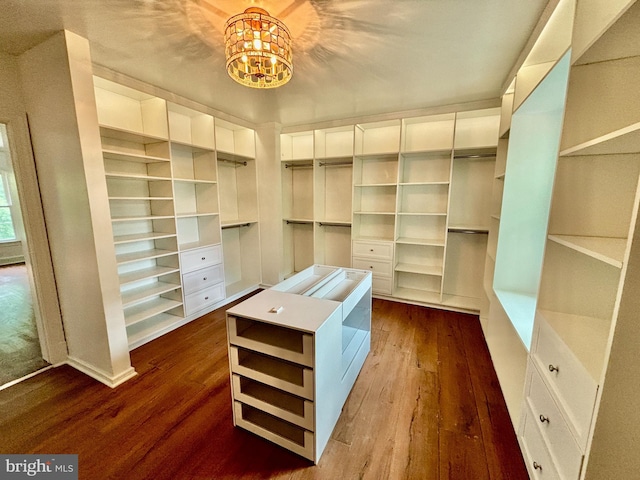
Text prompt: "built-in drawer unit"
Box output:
[[352, 241, 393, 296], [372, 275, 392, 295], [532, 315, 598, 447], [234, 401, 315, 460], [520, 405, 562, 480], [180, 244, 222, 273], [226, 266, 372, 463], [228, 315, 314, 367], [229, 346, 314, 400], [352, 240, 394, 259], [351, 257, 393, 277], [524, 362, 584, 479], [184, 282, 225, 315], [182, 263, 224, 294], [231, 374, 314, 430]]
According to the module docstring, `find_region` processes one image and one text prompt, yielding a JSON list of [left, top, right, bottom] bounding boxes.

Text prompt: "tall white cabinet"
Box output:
[[94, 77, 259, 349]]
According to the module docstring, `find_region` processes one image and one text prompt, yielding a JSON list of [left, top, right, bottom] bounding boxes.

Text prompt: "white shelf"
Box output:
[[111, 214, 174, 222], [103, 149, 170, 164], [109, 196, 172, 201], [353, 211, 395, 216], [396, 237, 445, 246], [126, 312, 184, 349], [176, 212, 219, 219], [395, 263, 443, 276], [354, 183, 398, 187], [118, 265, 180, 286], [173, 178, 217, 185], [494, 288, 537, 350], [99, 125, 168, 144], [221, 219, 258, 228], [393, 287, 441, 304], [537, 309, 610, 382], [124, 297, 183, 326], [441, 294, 482, 311], [397, 212, 447, 216], [548, 235, 626, 268], [115, 248, 177, 265], [121, 281, 182, 308], [105, 172, 171, 181], [113, 232, 176, 244]]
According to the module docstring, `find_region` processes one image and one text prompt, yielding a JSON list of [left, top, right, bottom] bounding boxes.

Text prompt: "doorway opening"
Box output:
[[0, 123, 50, 387]]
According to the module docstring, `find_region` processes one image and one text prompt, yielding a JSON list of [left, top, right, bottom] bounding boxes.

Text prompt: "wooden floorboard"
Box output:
[[0, 295, 528, 480]]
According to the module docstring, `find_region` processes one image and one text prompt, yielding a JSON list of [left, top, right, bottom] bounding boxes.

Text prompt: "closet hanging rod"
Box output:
[[217, 158, 248, 167], [221, 223, 251, 229], [318, 222, 352, 228], [318, 161, 353, 167], [285, 162, 313, 169], [286, 220, 313, 225], [453, 153, 496, 160], [448, 228, 489, 234]]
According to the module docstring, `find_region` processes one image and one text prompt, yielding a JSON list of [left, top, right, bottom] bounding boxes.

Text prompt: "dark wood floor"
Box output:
[[0, 264, 49, 386], [0, 295, 528, 480]]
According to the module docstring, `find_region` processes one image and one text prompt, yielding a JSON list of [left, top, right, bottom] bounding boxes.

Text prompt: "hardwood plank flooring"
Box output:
[[0, 295, 528, 480]]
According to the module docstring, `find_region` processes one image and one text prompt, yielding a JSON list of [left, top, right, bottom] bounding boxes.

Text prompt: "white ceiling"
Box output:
[[0, 0, 549, 127]]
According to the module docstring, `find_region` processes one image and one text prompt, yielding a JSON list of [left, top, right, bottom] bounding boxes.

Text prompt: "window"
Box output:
[[0, 171, 16, 242]]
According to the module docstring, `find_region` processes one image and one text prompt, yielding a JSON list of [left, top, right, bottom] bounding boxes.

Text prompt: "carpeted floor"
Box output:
[[0, 264, 49, 386]]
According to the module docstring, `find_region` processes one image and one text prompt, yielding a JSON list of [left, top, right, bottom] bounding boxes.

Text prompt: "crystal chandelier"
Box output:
[[224, 7, 293, 88]]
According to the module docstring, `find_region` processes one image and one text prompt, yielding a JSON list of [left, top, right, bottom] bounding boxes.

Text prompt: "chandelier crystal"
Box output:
[[224, 7, 293, 88]]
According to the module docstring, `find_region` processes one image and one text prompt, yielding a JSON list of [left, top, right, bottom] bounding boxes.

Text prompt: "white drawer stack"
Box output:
[[519, 313, 599, 479], [352, 240, 393, 294], [180, 244, 225, 315], [226, 265, 372, 463]]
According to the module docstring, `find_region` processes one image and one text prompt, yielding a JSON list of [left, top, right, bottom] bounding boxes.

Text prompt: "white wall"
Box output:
[[0, 51, 67, 363], [18, 31, 135, 386]]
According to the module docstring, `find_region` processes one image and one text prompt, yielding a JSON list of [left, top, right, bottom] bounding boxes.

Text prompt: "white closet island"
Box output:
[[226, 265, 372, 463]]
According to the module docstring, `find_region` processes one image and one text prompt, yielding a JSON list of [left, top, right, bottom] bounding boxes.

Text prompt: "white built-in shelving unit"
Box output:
[[314, 126, 354, 269], [94, 77, 184, 349], [168, 103, 225, 318], [280, 109, 499, 311], [482, 1, 640, 478], [280, 127, 354, 278], [93, 77, 260, 349], [354, 110, 499, 308], [216, 118, 261, 298]]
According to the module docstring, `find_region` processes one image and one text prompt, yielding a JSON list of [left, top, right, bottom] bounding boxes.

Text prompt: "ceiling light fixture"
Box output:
[[224, 7, 293, 89]]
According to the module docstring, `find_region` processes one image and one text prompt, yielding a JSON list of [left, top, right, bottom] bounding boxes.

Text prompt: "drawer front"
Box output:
[[520, 407, 561, 480], [372, 275, 392, 295], [229, 346, 314, 400], [352, 240, 393, 260], [526, 364, 584, 479], [232, 374, 314, 430], [532, 317, 597, 446], [352, 257, 393, 277], [184, 282, 225, 316], [227, 315, 314, 368], [233, 401, 315, 462], [182, 264, 225, 295], [180, 245, 222, 273]]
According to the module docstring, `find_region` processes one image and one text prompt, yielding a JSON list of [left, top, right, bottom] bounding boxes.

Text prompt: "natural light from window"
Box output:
[[0, 124, 17, 242]]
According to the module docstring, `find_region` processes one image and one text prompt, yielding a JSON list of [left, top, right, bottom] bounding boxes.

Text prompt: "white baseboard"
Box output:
[[66, 356, 137, 388]]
